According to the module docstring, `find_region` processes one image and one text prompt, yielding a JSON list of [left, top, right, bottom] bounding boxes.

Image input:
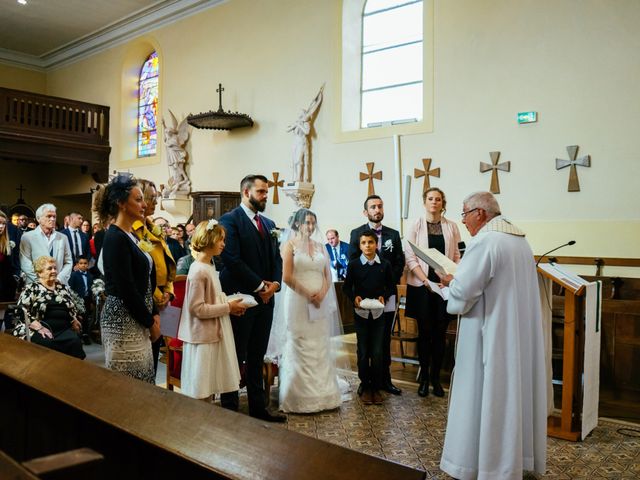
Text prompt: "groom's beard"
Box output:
[[249, 194, 266, 212]]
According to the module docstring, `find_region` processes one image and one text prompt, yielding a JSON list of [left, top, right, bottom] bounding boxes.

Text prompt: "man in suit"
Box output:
[[349, 195, 405, 396], [61, 211, 91, 265], [20, 203, 73, 285], [325, 229, 349, 281], [219, 174, 284, 422]]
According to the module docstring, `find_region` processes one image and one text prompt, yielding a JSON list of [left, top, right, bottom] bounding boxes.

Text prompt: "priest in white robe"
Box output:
[[439, 192, 547, 480]]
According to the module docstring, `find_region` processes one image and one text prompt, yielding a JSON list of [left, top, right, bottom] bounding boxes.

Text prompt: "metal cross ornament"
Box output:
[[556, 145, 591, 192], [268, 172, 284, 204], [480, 151, 510, 194], [359, 162, 382, 196], [414, 158, 440, 193]]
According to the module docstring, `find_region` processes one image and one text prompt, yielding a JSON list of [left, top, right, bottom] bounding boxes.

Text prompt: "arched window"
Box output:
[[361, 0, 423, 128], [137, 51, 159, 157]]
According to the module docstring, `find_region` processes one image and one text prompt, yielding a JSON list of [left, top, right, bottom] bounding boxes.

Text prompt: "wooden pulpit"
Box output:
[[537, 264, 587, 441]]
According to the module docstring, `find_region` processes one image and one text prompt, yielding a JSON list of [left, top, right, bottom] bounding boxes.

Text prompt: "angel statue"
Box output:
[[287, 84, 324, 183], [162, 110, 191, 198]]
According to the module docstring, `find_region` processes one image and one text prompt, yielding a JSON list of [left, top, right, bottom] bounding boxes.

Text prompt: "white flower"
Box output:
[[207, 219, 218, 231], [270, 228, 281, 240], [383, 239, 393, 252], [9, 240, 15, 249]]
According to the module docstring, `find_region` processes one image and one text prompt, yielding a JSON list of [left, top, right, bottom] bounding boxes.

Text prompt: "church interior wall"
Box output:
[[0, 63, 46, 93], [0, 161, 96, 223], [26, 0, 639, 275]]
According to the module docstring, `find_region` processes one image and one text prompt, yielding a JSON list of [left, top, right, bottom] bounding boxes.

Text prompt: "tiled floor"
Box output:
[[85, 342, 640, 479]]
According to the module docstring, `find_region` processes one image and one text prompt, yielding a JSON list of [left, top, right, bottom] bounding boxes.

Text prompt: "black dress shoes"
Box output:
[[418, 380, 429, 397], [252, 410, 287, 423], [384, 383, 402, 395], [432, 382, 445, 397]]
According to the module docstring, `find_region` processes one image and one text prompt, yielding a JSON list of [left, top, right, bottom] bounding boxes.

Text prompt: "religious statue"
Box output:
[[162, 110, 191, 198], [287, 85, 324, 183]]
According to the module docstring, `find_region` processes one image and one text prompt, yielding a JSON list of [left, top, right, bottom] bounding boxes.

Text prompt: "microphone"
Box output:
[[458, 241, 466, 258], [536, 240, 576, 267]]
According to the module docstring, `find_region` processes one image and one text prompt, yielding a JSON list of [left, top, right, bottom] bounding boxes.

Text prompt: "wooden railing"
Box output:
[[0, 87, 109, 145], [533, 255, 640, 277]]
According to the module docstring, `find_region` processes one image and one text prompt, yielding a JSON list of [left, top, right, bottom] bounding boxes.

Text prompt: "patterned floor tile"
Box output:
[[277, 374, 640, 478]]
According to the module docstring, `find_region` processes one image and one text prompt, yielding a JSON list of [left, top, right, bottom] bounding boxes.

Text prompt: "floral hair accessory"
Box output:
[[207, 219, 218, 231]]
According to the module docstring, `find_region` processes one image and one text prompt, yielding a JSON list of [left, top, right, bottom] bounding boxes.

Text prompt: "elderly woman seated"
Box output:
[[14, 255, 86, 359]]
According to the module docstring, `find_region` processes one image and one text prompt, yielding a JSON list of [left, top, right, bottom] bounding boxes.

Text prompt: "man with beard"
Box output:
[[219, 175, 284, 421], [349, 195, 405, 396]]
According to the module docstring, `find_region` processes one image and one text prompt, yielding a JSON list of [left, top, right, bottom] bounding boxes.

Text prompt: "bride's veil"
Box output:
[[266, 208, 351, 375]]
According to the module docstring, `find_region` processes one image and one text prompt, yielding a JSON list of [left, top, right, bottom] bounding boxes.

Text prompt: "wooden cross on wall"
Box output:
[[556, 145, 591, 192], [268, 172, 284, 204], [480, 151, 510, 194], [414, 158, 440, 193], [359, 162, 382, 196]]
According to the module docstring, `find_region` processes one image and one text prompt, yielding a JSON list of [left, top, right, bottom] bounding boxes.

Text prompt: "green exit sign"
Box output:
[[517, 111, 537, 124]]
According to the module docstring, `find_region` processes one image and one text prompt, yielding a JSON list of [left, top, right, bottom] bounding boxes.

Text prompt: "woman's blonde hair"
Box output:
[[191, 220, 225, 252], [0, 211, 11, 255], [33, 255, 56, 275]]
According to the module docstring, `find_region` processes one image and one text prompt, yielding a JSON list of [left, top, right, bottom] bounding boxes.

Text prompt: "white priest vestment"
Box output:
[[440, 216, 547, 480]]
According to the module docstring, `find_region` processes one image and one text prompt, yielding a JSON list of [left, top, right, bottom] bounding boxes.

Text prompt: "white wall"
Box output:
[[41, 0, 639, 273]]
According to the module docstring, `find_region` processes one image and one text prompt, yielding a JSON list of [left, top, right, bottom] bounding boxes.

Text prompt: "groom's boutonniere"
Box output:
[[383, 239, 393, 252], [270, 228, 282, 241], [9, 240, 15, 251]]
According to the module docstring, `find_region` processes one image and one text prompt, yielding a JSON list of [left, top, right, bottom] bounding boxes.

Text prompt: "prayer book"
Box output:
[[408, 241, 458, 276]]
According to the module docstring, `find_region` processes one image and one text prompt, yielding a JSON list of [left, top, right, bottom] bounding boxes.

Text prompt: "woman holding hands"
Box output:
[[404, 188, 461, 397]]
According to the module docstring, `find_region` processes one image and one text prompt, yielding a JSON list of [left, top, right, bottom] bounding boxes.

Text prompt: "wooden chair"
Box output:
[[161, 279, 186, 391], [391, 285, 420, 378]]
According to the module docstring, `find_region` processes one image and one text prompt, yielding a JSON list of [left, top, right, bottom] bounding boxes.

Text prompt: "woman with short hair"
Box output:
[[14, 255, 85, 359]]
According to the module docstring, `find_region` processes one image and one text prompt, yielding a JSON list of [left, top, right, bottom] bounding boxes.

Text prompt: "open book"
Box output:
[[408, 241, 458, 276]]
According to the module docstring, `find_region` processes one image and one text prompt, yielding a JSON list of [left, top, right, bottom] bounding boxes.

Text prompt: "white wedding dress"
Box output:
[[278, 248, 342, 413]]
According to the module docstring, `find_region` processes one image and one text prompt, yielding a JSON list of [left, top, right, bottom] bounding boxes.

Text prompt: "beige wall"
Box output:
[[41, 0, 639, 273], [0, 64, 46, 92], [0, 161, 96, 223]]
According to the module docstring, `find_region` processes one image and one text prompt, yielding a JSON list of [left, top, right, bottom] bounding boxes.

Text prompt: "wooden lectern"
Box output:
[[537, 265, 586, 441]]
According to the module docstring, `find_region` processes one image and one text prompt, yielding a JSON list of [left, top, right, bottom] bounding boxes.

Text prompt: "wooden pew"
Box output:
[[0, 335, 425, 480]]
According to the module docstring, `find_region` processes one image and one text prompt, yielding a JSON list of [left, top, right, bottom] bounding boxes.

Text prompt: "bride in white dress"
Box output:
[[269, 209, 345, 413]]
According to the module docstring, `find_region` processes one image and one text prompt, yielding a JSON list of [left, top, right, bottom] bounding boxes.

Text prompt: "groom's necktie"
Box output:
[[254, 214, 265, 238]]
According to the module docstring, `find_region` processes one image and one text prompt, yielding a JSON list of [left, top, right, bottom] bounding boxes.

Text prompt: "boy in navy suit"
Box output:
[[343, 230, 394, 405], [69, 255, 93, 343]]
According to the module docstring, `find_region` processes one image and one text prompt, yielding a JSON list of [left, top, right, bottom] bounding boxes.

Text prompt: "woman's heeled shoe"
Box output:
[[418, 380, 429, 397]]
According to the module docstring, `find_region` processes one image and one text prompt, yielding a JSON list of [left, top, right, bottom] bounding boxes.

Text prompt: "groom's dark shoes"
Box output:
[[252, 410, 287, 423], [383, 382, 402, 395]]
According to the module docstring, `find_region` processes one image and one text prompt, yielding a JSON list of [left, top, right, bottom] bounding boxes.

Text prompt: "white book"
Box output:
[[408, 241, 458, 276]]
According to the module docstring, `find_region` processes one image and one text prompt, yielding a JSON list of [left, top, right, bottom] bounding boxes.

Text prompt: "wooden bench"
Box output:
[[0, 335, 425, 480]]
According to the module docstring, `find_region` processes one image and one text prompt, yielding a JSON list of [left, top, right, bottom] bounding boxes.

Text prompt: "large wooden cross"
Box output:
[[480, 151, 510, 194], [414, 158, 440, 193], [359, 162, 382, 196], [268, 172, 284, 204], [556, 145, 590, 192]]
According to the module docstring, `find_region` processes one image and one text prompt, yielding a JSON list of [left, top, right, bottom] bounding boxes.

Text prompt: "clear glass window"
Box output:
[[361, 0, 423, 128]]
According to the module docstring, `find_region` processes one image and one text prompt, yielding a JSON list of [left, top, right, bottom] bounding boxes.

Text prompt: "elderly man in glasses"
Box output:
[[438, 191, 547, 480]]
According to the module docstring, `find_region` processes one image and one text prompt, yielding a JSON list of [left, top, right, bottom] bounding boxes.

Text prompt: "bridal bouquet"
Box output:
[[91, 279, 106, 298]]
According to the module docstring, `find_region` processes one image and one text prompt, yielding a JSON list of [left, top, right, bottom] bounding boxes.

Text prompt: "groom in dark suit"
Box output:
[[219, 175, 284, 422], [349, 195, 405, 396]]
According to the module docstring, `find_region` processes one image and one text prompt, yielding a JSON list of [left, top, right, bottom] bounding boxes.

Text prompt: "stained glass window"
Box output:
[[361, 0, 423, 128], [137, 51, 159, 157]]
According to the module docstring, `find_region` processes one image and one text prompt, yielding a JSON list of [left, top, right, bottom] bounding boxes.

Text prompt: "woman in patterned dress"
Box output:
[[94, 175, 161, 383], [14, 255, 85, 359]]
